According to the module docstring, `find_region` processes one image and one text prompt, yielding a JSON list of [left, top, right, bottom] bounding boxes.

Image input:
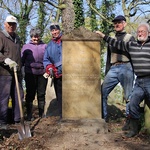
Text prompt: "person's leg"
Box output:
[[37, 75, 48, 117], [0, 76, 12, 126], [119, 63, 134, 116], [25, 73, 36, 120], [126, 79, 145, 137], [54, 77, 62, 118], [102, 66, 119, 121], [11, 75, 24, 123], [119, 63, 134, 130]]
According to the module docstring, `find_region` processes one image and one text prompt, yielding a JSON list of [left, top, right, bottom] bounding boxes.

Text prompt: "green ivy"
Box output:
[[73, 0, 84, 28]]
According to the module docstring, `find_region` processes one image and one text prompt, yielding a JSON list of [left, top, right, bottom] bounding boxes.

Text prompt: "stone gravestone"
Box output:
[[62, 27, 101, 119], [144, 101, 150, 133]]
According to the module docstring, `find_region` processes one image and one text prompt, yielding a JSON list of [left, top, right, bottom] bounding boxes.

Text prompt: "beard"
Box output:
[[137, 34, 148, 42]]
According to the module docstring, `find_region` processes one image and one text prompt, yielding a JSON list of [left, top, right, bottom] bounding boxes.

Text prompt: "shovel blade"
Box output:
[[16, 124, 32, 140]]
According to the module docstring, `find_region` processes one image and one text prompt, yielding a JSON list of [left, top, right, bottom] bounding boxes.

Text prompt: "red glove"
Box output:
[[46, 64, 61, 78], [46, 64, 54, 75]]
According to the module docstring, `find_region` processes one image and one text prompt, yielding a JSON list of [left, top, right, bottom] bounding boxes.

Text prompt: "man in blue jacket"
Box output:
[[43, 23, 62, 118]]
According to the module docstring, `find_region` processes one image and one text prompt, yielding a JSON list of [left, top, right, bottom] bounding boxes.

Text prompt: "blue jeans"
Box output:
[[102, 62, 134, 119], [0, 75, 24, 124], [129, 77, 150, 119]]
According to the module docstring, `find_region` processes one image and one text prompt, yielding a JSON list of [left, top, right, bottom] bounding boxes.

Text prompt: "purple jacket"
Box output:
[[21, 40, 47, 75]]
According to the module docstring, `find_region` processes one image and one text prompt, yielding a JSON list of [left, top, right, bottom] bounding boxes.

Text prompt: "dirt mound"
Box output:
[[0, 111, 150, 150]]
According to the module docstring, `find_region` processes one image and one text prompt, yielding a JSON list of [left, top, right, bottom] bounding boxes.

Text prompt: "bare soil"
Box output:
[[0, 101, 150, 150]]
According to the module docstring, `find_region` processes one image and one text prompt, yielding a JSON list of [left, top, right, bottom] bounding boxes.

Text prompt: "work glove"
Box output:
[[46, 64, 61, 78], [4, 58, 18, 69], [46, 64, 54, 75]]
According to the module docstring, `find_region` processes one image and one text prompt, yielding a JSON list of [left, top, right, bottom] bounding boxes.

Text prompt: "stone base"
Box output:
[[59, 119, 108, 134]]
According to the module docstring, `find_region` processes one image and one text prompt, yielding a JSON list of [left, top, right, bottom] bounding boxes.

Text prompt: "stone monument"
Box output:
[[62, 27, 101, 119]]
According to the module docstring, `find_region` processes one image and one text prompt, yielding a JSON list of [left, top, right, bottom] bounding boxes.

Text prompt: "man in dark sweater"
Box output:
[[0, 15, 24, 129], [96, 22, 150, 137], [101, 15, 135, 126]]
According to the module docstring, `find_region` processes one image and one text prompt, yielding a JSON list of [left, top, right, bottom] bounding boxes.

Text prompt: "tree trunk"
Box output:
[[61, 0, 75, 34]]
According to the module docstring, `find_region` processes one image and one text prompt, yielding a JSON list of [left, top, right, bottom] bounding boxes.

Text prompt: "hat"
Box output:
[[50, 23, 60, 31], [5, 15, 17, 23], [112, 15, 126, 22]]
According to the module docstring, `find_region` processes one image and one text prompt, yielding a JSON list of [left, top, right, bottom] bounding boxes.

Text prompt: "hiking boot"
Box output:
[[122, 118, 130, 131], [125, 119, 139, 138]]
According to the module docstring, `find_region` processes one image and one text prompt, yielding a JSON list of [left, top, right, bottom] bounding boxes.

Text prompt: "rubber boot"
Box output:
[[125, 119, 139, 138], [122, 118, 130, 131], [26, 103, 33, 121]]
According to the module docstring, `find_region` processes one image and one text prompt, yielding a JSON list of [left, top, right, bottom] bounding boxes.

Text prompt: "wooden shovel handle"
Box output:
[[13, 66, 24, 121]]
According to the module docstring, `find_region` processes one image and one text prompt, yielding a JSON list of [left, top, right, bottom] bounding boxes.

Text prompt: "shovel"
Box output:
[[13, 66, 32, 140]]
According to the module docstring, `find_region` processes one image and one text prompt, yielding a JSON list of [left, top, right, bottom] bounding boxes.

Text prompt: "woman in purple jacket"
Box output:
[[21, 27, 48, 121]]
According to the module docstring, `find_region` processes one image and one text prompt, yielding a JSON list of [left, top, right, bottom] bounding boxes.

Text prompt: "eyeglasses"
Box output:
[[137, 30, 147, 34]]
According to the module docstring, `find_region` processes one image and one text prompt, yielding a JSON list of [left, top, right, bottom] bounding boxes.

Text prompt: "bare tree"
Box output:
[[87, 0, 150, 33], [0, 0, 34, 44], [32, 0, 75, 34]]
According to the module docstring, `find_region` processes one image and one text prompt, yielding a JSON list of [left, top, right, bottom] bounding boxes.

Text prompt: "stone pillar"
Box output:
[[144, 103, 150, 133], [62, 27, 101, 119]]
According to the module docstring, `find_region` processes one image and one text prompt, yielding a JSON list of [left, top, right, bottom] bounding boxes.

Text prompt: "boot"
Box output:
[[122, 118, 130, 131], [125, 119, 140, 138]]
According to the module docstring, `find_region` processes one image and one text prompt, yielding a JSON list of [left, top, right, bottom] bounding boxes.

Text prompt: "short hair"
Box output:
[[30, 27, 41, 37], [137, 23, 150, 32]]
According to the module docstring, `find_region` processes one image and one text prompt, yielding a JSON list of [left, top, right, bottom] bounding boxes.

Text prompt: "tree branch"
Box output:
[[32, 0, 66, 9]]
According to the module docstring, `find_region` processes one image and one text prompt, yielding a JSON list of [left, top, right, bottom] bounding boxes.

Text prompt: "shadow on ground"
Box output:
[[107, 104, 125, 121], [46, 98, 59, 117]]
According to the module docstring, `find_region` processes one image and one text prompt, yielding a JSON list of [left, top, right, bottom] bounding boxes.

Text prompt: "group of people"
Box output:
[[0, 14, 149, 138], [0, 15, 62, 129], [96, 15, 150, 138]]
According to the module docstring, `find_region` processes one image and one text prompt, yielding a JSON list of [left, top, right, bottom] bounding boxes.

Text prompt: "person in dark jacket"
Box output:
[[96, 22, 150, 137], [43, 23, 62, 118], [0, 15, 24, 129], [101, 15, 135, 124], [21, 27, 48, 121]]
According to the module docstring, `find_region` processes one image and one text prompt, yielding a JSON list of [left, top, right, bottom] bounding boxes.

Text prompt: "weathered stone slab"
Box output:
[[59, 119, 108, 134], [144, 105, 150, 133], [62, 27, 101, 119]]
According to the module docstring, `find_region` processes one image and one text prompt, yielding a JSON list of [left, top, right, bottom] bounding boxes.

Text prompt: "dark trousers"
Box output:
[[54, 77, 62, 116], [0, 75, 24, 124], [25, 73, 48, 117]]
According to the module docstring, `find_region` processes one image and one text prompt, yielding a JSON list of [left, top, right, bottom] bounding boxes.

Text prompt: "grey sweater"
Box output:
[[104, 35, 150, 77]]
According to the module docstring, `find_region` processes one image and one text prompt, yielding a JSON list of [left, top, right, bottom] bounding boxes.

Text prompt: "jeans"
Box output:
[[0, 75, 24, 124], [129, 77, 150, 119], [102, 62, 134, 119]]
